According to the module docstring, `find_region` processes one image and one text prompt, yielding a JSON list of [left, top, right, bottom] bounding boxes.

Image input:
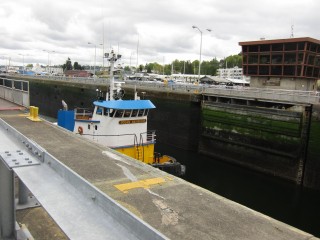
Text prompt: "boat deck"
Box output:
[[0, 98, 318, 240]]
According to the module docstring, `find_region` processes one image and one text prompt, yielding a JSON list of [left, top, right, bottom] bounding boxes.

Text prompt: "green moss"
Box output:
[[202, 107, 301, 137]]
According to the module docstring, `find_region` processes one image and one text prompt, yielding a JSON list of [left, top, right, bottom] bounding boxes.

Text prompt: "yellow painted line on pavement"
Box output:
[[0, 114, 29, 118], [114, 177, 166, 193]]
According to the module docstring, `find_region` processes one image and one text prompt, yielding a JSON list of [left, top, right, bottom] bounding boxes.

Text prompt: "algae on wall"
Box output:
[[202, 103, 303, 154], [199, 102, 309, 183]]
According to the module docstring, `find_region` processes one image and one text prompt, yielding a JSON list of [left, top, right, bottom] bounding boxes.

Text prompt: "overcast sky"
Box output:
[[0, 0, 319, 68]]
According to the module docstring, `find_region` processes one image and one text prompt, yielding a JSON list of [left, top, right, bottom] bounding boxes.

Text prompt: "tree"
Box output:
[[220, 54, 242, 68], [74, 62, 83, 70], [128, 56, 237, 76], [62, 58, 73, 71], [26, 64, 33, 68]]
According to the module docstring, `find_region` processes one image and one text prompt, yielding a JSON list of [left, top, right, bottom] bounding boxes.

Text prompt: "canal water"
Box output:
[[155, 142, 320, 238]]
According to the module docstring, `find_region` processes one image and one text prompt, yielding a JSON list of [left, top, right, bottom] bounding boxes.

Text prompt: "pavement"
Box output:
[[0, 98, 318, 240]]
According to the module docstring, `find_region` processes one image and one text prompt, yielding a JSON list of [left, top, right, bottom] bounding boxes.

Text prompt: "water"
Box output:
[[155, 143, 320, 237]]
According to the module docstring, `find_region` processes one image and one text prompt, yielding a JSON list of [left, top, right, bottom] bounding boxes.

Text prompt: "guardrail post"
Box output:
[[0, 156, 16, 240], [18, 179, 29, 205]]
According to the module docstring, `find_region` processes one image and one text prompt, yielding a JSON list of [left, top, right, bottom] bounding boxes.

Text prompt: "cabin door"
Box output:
[[91, 122, 100, 142]]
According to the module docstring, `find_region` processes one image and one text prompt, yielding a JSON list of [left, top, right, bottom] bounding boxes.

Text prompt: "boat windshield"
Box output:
[[96, 106, 150, 118]]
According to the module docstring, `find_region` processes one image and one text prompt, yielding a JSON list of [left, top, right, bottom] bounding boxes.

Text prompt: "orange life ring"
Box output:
[[78, 126, 83, 135]]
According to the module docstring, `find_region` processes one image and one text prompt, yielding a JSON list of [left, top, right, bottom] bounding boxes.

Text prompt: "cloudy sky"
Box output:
[[0, 0, 319, 68]]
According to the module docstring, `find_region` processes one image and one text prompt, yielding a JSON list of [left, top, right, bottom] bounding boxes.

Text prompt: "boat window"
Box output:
[[138, 109, 144, 117], [95, 125, 98, 130], [124, 110, 131, 118], [115, 110, 124, 118], [131, 110, 138, 117], [104, 108, 109, 116], [96, 107, 103, 115], [110, 109, 115, 117], [88, 124, 90, 130], [144, 109, 149, 116]]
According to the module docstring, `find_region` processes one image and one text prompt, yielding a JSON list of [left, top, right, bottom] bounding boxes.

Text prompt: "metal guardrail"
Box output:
[[203, 86, 320, 105], [0, 118, 168, 240], [3, 74, 320, 105], [0, 77, 30, 107]]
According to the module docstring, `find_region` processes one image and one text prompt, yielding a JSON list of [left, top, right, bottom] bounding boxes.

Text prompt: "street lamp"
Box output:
[[192, 26, 212, 82], [18, 54, 25, 75], [88, 42, 102, 76], [43, 50, 55, 74]]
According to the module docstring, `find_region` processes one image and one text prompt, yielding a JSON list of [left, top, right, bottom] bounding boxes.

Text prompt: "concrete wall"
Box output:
[[250, 77, 317, 91]]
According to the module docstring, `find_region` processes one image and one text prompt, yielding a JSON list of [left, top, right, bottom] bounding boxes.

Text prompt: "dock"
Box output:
[[0, 98, 318, 240]]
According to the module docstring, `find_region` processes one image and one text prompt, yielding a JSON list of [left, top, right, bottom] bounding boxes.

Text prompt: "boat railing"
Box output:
[[146, 130, 156, 143], [74, 108, 93, 120]]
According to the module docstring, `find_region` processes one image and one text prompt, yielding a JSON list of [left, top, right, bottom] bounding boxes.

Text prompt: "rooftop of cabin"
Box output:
[[93, 100, 156, 110]]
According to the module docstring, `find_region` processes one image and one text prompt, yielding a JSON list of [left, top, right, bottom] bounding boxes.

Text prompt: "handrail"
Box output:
[[3, 74, 319, 105]]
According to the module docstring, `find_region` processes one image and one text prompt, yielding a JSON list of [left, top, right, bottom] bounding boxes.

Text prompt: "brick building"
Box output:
[[64, 70, 92, 77], [239, 37, 320, 91]]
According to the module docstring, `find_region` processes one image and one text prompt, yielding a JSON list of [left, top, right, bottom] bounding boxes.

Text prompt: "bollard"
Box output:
[[29, 106, 34, 118], [33, 107, 39, 119], [27, 106, 41, 122]]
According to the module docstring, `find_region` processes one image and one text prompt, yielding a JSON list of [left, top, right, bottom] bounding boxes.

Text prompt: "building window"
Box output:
[[271, 54, 283, 64], [315, 56, 320, 66], [259, 66, 269, 75], [298, 53, 304, 64], [248, 66, 257, 75], [248, 54, 258, 64], [259, 54, 270, 64], [297, 66, 302, 76], [272, 43, 283, 51], [284, 43, 297, 51], [305, 67, 313, 77], [298, 42, 305, 50], [260, 44, 270, 52], [308, 55, 315, 65], [284, 53, 296, 64], [283, 66, 295, 76], [271, 66, 282, 75], [310, 43, 317, 52], [248, 45, 259, 52], [313, 67, 319, 78], [243, 55, 247, 64]]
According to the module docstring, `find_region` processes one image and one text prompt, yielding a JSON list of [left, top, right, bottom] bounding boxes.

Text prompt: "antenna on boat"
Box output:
[[105, 50, 121, 100]]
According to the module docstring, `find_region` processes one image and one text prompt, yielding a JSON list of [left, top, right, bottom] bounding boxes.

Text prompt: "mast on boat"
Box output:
[[105, 50, 139, 101], [105, 50, 121, 101]]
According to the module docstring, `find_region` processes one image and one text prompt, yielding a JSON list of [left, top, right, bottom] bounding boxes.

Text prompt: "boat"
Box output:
[[58, 50, 185, 176]]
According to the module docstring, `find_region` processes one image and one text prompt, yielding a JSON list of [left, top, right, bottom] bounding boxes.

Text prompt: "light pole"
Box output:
[[88, 42, 102, 76], [43, 50, 55, 74], [192, 26, 211, 82], [18, 54, 25, 75]]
